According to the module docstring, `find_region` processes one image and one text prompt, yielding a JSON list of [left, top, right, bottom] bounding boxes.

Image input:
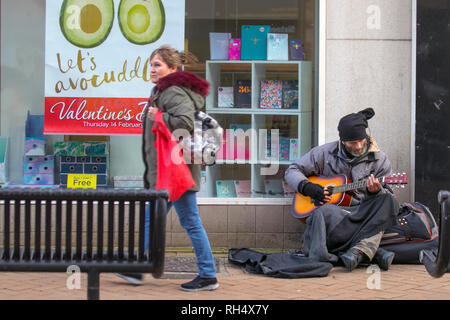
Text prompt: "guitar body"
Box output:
[[292, 175, 353, 220]]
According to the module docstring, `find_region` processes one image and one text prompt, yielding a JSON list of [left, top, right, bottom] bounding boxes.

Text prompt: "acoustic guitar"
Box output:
[[291, 173, 408, 220]]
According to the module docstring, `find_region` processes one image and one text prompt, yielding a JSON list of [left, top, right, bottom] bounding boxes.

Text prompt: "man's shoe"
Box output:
[[374, 248, 395, 271], [180, 276, 219, 292], [114, 273, 144, 285], [340, 248, 367, 272]]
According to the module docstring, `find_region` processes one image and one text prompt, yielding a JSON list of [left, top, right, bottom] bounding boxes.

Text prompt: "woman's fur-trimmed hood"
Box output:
[[155, 71, 210, 97]]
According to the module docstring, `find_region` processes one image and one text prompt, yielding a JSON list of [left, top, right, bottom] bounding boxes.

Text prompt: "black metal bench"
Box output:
[[0, 188, 168, 299], [420, 190, 450, 278]]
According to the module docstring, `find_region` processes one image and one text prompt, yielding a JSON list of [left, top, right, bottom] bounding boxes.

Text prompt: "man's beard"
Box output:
[[348, 144, 368, 157]]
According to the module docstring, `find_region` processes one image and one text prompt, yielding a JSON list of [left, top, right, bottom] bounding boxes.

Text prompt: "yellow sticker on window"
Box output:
[[67, 174, 97, 189]]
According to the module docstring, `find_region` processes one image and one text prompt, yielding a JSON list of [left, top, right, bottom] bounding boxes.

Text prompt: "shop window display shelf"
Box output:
[[203, 60, 313, 198]]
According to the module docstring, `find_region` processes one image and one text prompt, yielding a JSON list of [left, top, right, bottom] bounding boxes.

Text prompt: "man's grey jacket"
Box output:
[[284, 137, 394, 205]]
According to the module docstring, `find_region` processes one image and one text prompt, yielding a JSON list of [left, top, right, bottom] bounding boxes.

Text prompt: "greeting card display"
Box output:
[[279, 137, 290, 161], [282, 80, 299, 109], [234, 180, 251, 197], [260, 80, 282, 109], [210, 32, 231, 60], [267, 33, 288, 61], [197, 171, 208, 197], [289, 39, 305, 60], [216, 180, 237, 198], [241, 25, 270, 60], [289, 138, 299, 161], [236, 80, 252, 108], [25, 111, 45, 156], [228, 38, 241, 60], [218, 87, 234, 108]]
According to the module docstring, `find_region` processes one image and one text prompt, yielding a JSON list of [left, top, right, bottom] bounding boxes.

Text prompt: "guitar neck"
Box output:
[[332, 177, 384, 194]]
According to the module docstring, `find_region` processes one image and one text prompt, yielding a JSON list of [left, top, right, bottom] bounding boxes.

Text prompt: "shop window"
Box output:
[[185, 0, 317, 198]]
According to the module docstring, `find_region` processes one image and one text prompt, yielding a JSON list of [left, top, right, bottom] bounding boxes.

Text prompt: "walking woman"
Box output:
[[116, 45, 218, 292]]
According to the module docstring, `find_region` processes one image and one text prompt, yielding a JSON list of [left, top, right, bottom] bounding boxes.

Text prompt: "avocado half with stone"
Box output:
[[60, 0, 114, 48], [118, 0, 165, 45]]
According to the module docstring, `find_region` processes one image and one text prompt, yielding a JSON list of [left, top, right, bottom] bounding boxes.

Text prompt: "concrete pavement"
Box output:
[[0, 250, 449, 301]]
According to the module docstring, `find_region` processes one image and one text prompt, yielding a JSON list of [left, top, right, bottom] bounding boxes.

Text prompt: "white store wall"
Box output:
[[323, 0, 413, 203]]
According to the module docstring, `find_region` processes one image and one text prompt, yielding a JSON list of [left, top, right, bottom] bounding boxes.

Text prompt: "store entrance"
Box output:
[[415, 0, 450, 215]]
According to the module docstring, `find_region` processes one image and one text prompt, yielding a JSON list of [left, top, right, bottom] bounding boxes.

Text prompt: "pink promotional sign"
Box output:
[[44, 97, 148, 135]]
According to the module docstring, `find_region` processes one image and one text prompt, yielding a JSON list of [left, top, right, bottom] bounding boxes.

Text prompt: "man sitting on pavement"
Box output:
[[284, 108, 399, 271]]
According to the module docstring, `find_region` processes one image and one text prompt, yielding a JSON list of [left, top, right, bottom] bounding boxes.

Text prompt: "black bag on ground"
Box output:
[[380, 202, 439, 264], [228, 248, 333, 278]]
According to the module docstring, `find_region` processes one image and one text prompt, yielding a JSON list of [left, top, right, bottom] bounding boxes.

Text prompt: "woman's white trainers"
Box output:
[[180, 276, 219, 292]]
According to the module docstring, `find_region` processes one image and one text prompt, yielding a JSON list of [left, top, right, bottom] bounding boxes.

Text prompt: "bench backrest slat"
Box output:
[[76, 200, 83, 261], [107, 202, 114, 261], [118, 201, 125, 260], [45, 200, 52, 261], [55, 200, 62, 261], [3, 200, 10, 260], [34, 200, 41, 261], [24, 200, 31, 261], [128, 200, 135, 262], [65, 201, 72, 262], [13, 201, 20, 261], [139, 201, 145, 261], [97, 200, 104, 262], [86, 200, 93, 261]]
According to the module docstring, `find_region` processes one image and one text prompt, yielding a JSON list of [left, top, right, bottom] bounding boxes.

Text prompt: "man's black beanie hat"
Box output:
[[337, 107, 375, 141]]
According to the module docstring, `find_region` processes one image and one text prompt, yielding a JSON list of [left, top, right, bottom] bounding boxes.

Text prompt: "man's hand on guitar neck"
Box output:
[[366, 174, 382, 194]]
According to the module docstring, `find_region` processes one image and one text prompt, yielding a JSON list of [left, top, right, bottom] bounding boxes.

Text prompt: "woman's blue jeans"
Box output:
[[144, 190, 217, 278]]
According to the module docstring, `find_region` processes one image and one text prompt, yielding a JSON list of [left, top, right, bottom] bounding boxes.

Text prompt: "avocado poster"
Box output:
[[44, 0, 185, 135]]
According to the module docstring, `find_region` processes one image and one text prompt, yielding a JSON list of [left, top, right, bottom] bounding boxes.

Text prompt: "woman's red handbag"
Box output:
[[152, 110, 195, 201]]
